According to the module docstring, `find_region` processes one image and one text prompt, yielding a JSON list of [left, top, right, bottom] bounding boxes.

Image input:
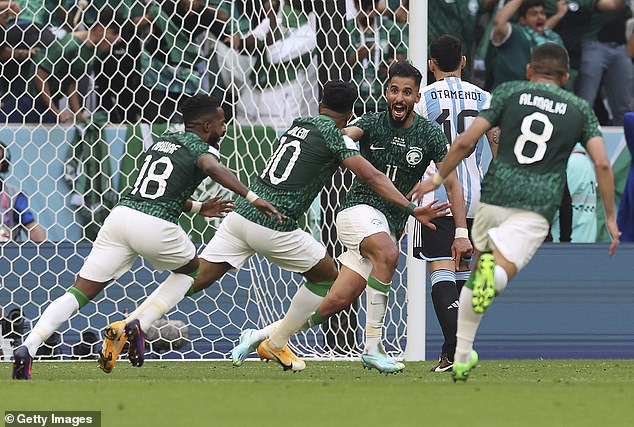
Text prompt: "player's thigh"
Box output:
[[124, 209, 196, 272], [199, 212, 255, 270], [79, 206, 138, 282], [336, 205, 394, 280], [245, 222, 327, 274], [488, 210, 549, 271]]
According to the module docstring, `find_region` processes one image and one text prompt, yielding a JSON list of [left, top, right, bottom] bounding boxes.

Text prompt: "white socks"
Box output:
[[494, 265, 509, 294], [268, 285, 324, 349], [23, 292, 80, 357], [365, 284, 389, 352], [454, 286, 483, 364], [127, 272, 194, 332]]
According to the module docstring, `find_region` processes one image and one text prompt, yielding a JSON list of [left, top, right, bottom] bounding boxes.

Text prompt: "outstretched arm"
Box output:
[[492, 0, 522, 45], [197, 154, 285, 223], [409, 117, 492, 201], [585, 136, 621, 255], [342, 154, 449, 229]]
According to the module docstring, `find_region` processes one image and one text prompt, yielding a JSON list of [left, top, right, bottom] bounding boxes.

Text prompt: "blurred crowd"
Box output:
[[0, 0, 632, 126]]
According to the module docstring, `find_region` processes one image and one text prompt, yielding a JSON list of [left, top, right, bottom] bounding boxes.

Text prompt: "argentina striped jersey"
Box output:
[[414, 77, 491, 218]]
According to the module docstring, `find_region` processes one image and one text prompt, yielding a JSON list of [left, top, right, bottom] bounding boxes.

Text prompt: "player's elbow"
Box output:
[[594, 158, 612, 174], [454, 134, 473, 153]]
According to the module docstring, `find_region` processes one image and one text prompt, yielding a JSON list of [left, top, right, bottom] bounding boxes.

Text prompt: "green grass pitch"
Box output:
[[2, 360, 634, 427]]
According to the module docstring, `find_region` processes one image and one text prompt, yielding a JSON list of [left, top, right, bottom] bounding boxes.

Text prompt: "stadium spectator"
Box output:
[[412, 35, 492, 373], [347, 0, 406, 116], [576, 5, 632, 125], [11, 94, 282, 380], [234, 0, 319, 128], [551, 144, 598, 243], [135, 0, 228, 123], [625, 18, 634, 58], [543, 0, 627, 92], [0, 2, 35, 62], [489, 0, 564, 89], [0, 140, 45, 243], [428, 0, 495, 83], [259, 61, 469, 374], [413, 43, 620, 381], [28, 7, 123, 123]]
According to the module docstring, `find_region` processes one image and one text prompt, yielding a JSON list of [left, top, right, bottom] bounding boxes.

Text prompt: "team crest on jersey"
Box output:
[[406, 147, 423, 166]]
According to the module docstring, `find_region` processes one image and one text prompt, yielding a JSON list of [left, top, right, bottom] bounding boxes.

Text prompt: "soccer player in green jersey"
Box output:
[[125, 81, 449, 371], [12, 95, 283, 380], [258, 61, 471, 374], [413, 43, 621, 382]]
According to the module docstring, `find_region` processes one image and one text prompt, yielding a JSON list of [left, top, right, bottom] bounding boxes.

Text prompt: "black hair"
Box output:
[[179, 94, 222, 125], [429, 34, 463, 73], [0, 140, 10, 174], [519, 0, 545, 17], [321, 80, 357, 114], [387, 60, 423, 88], [530, 43, 569, 79]]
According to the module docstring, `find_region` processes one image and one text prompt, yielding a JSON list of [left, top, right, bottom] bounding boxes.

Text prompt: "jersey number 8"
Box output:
[[513, 112, 554, 164]]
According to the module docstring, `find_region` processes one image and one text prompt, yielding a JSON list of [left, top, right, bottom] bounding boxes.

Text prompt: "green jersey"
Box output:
[[119, 131, 217, 223], [428, 0, 484, 81], [490, 24, 564, 88], [29, 34, 96, 100], [479, 81, 602, 222], [236, 115, 360, 232], [340, 111, 447, 234]]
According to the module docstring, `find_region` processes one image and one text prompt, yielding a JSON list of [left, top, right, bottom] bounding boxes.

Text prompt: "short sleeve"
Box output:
[[579, 100, 603, 145], [323, 126, 359, 162], [427, 124, 448, 164], [479, 83, 511, 127]]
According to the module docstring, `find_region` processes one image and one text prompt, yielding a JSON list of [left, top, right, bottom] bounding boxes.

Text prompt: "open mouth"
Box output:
[[391, 104, 408, 121]]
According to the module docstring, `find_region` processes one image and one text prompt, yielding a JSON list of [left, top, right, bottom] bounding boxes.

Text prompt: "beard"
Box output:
[[388, 103, 413, 128]]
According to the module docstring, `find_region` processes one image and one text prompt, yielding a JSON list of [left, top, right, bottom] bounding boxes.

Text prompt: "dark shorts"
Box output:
[[413, 216, 474, 261]]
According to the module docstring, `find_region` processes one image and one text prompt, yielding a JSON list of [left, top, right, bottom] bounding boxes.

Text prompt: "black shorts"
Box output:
[[412, 216, 474, 261]]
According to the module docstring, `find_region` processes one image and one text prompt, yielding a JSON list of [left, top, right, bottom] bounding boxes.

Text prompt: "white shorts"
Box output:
[[79, 206, 196, 282], [199, 212, 326, 273], [336, 205, 396, 280], [471, 203, 549, 271]]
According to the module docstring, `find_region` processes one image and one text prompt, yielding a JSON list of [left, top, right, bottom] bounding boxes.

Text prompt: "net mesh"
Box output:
[[0, 0, 412, 361]]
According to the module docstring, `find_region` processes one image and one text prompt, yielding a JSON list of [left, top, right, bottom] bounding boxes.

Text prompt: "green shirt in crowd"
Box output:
[[347, 17, 406, 114], [29, 33, 95, 100], [490, 23, 564, 88]]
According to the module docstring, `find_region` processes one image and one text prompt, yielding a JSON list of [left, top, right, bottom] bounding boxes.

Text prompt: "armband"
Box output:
[[455, 227, 469, 239], [405, 202, 417, 217], [246, 190, 260, 203], [190, 201, 202, 214]]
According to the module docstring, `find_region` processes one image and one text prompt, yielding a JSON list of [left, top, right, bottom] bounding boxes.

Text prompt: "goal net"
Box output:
[[0, 0, 420, 362]]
